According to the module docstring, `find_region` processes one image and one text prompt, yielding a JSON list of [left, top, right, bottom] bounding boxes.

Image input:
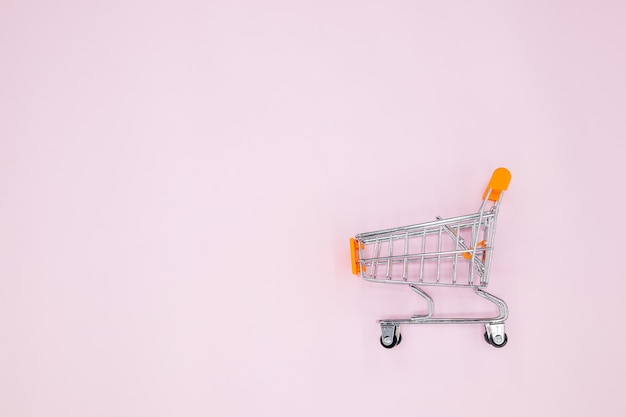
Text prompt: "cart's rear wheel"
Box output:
[[380, 334, 400, 349], [484, 331, 508, 348], [491, 333, 508, 348]]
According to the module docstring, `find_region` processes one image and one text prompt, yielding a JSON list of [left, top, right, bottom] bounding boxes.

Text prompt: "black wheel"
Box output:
[[484, 332, 508, 348], [491, 333, 508, 348], [396, 333, 402, 345], [380, 335, 398, 349]]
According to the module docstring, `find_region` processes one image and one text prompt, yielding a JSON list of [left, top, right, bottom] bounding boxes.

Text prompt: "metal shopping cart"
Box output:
[[350, 168, 512, 348]]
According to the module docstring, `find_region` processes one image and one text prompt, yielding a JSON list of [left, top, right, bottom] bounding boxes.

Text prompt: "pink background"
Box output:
[[1, 1, 625, 416]]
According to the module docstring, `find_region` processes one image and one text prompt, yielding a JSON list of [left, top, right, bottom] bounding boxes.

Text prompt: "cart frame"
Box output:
[[350, 168, 512, 348]]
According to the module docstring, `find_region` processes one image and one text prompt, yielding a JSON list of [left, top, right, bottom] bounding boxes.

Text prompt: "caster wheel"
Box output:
[[484, 332, 508, 348], [380, 334, 400, 349], [396, 333, 402, 345], [491, 333, 508, 348]]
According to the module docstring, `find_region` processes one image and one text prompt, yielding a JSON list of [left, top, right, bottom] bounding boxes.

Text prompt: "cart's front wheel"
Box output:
[[380, 334, 401, 349]]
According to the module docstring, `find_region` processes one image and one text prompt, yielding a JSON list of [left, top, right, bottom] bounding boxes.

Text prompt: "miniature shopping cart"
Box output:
[[350, 168, 512, 348]]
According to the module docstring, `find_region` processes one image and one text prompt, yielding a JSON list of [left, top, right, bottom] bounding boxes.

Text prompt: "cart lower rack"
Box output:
[[350, 168, 512, 348]]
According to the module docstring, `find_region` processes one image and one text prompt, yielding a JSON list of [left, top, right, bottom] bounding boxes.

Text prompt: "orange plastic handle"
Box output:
[[483, 168, 511, 201], [350, 238, 361, 275]]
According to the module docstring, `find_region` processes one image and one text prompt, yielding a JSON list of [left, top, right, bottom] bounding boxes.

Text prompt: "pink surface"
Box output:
[[1, 1, 625, 416]]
